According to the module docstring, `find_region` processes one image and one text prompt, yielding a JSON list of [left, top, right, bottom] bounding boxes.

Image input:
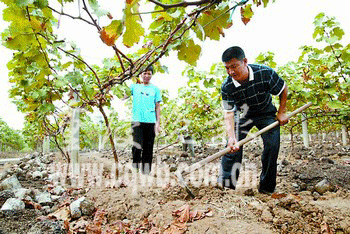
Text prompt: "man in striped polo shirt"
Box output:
[[219, 46, 288, 194]]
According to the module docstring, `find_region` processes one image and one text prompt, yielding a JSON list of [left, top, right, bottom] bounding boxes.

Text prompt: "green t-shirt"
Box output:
[[131, 84, 162, 123]]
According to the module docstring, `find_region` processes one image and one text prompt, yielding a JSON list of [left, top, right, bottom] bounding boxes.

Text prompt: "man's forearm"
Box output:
[[276, 84, 289, 125], [224, 111, 235, 139], [278, 84, 288, 114]]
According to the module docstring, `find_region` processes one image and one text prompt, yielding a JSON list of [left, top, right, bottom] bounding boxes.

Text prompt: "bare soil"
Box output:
[[1, 137, 350, 234]]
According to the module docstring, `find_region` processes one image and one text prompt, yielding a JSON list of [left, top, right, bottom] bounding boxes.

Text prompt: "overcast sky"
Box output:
[[1, 0, 349, 130]]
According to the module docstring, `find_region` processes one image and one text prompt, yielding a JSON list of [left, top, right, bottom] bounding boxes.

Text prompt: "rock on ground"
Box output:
[[0, 176, 22, 191], [27, 220, 67, 234], [1, 198, 25, 210]]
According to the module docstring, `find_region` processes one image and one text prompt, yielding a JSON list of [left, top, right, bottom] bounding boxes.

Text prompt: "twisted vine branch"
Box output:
[[148, 0, 214, 9], [48, 6, 95, 26]]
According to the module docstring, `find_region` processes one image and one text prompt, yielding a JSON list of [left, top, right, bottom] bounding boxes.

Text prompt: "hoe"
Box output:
[[175, 102, 312, 198]]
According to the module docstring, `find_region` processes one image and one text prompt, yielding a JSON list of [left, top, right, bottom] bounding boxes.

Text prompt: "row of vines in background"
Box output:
[[256, 13, 350, 138], [0, 117, 27, 152], [287, 109, 350, 136]]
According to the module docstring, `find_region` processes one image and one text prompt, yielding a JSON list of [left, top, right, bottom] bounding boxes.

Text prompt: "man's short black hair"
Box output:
[[143, 65, 154, 74], [222, 46, 246, 62]]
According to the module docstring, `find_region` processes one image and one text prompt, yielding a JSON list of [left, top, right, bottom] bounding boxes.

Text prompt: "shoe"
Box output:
[[258, 189, 273, 195], [217, 177, 236, 190]]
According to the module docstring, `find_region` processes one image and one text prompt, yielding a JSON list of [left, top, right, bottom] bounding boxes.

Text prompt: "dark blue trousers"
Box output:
[[219, 115, 280, 193]]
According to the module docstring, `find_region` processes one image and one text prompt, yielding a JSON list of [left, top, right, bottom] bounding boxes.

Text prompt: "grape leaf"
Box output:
[[240, 4, 253, 25], [15, 0, 34, 7], [123, 1, 144, 47], [196, 8, 231, 41], [176, 39, 201, 66], [88, 0, 108, 17], [100, 20, 124, 46]]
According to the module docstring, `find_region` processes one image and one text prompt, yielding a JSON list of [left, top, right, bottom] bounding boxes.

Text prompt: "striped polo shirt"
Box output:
[[221, 64, 285, 118]]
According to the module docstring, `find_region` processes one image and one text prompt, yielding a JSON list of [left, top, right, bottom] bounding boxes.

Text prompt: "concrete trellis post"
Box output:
[[113, 132, 118, 148], [97, 118, 104, 152], [43, 136, 50, 154], [98, 135, 103, 151], [301, 112, 309, 148], [342, 125, 348, 146], [70, 92, 80, 167], [322, 132, 327, 141], [285, 134, 291, 141]]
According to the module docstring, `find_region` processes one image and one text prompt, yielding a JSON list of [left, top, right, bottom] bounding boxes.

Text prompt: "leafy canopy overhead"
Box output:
[[0, 0, 273, 158], [1, 0, 273, 119]]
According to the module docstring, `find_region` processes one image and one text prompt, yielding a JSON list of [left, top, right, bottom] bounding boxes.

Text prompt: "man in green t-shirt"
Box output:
[[130, 66, 162, 174]]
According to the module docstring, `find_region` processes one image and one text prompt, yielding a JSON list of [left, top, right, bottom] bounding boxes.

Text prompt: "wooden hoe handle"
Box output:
[[181, 102, 312, 177]]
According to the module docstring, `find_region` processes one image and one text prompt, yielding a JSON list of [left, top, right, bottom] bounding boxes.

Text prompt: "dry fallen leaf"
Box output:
[[321, 221, 333, 234], [84, 209, 108, 234], [85, 224, 102, 234], [71, 218, 90, 232], [139, 218, 160, 233], [93, 210, 107, 226], [173, 204, 213, 222], [24, 199, 42, 210], [64, 219, 72, 234], [164, 221, 187, 234], [173, 204, 190, 223], [149, 226, 161, 234], [105, 220, 131, 233], [48, 206, 71, 222], [271, 193, 287, 199]]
